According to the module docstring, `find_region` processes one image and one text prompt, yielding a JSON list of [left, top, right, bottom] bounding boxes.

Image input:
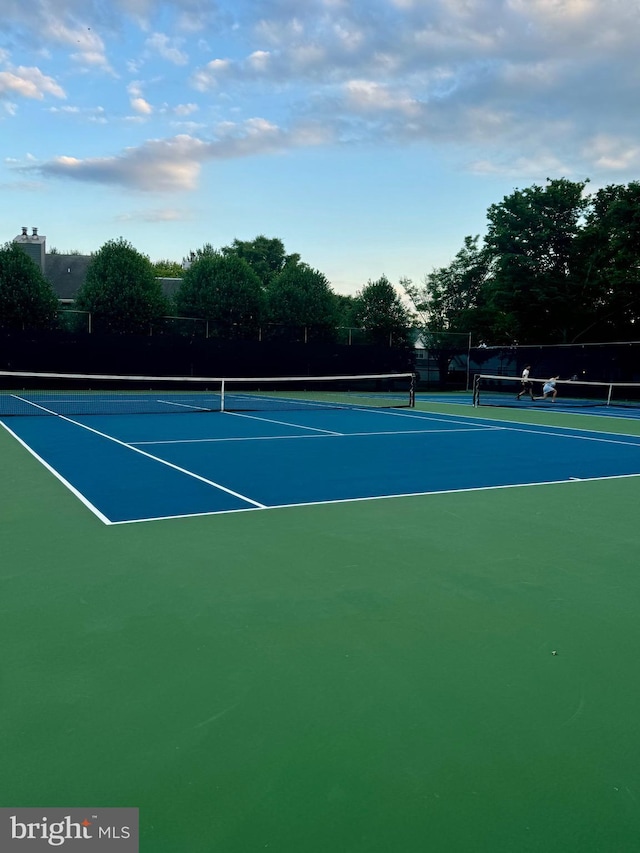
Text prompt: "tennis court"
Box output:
[[2, 375, 640, 852]]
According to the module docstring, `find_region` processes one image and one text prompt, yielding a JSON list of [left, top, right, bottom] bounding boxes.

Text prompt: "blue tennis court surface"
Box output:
[[3, 406, 640, 524]]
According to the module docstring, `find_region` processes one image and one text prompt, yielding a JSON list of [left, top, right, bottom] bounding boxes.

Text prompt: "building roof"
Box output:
[[45, 254, 92, 301], [44, 255, 183, 301]]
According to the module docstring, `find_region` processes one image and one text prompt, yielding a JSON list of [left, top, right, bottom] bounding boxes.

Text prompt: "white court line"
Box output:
[[531, 407, 640, 423], [312, 403, 640, 446], [0, 419, 112, 525], [108, 471, 640, 525], [411, 400, 640, 434], [130, 426, 497, 446], [386, 403, 640, 442], [467, 422, 640, 449], [129, 403, 640, 450], [226, 407, 505, 434], [157, 399, 218, 412], [225, 410, 342, 435], [352, 405, 507, 429], [9, 395, 266, 516]]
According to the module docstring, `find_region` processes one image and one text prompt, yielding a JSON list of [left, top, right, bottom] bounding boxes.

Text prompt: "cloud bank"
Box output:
[[4, 0, 640, 189]]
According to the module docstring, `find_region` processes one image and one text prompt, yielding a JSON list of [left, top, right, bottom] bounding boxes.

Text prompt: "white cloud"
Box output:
[[47, 103, 109, 125], [255, 16, 305, 47], [191, 58, 232, 90], [343, 79, 420, 115], [173, 102, 199, 116], [332, 22, 364, 52], [42, 16, 112, 71], [30, 118, 328, 191], [248, 50, 271, 71], [37, 135, 207, 191], [0, 66, 65, 100], [145, 33, 189, 65], [127, 80, 153, 115], [131, 97, 153, 114], [582, 135, 640, 171]]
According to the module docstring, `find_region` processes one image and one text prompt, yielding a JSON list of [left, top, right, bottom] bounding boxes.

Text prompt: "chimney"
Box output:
[[32, 227, 38, 237], [22, 226, 28, 236]]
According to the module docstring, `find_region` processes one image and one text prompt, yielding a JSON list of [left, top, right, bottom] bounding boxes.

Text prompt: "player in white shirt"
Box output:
[[516, 365, 535, 401]]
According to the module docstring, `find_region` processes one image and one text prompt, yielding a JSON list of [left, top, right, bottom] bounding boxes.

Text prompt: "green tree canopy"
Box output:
[[152, 259, 183, 278], [266, 262, 338, 338], [408, 177, 640, 345], [403, 236, 493, 344], [576, 181, 640, 341], [484, 178, 590, 343], [75, 238, 168, 334], [221, 235, 300, 288], [354, 276, 413, 347], [334, 294, 359, 328], [0, 242, 59, 330], [175, 251, 264, 336]]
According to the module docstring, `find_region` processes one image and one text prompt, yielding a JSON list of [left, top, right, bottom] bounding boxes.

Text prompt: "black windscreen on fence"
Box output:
[[0, 329, 414, 379]]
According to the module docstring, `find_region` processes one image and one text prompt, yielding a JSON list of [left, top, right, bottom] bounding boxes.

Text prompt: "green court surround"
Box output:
[[2, 404, 640, 852]]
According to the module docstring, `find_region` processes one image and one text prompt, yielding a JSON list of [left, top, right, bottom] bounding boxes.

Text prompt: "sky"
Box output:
[[1, 0, 639, 295]]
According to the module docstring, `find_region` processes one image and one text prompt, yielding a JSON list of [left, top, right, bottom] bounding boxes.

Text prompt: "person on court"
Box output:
[[540, 376, 559, 401], [516, 365, 535, 400]]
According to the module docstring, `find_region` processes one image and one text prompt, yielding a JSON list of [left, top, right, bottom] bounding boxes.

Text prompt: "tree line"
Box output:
[[404, 178, 640, 345], [0, 234, 412, 346], [2, 177, 640, 346]]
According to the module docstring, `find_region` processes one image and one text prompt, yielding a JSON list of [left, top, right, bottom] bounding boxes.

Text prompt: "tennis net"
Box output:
[[0, 370, 415, 417], [473, 373, 640, 409]]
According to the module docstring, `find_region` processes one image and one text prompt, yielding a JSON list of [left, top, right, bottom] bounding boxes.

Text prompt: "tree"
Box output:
[[484, 178, 590, 343], [75, 238, 169, 334], [575, 182, 640, 341], [354, 276, 413, 347], [266, 262, 338, 340], [153, 259, 183, 278], [403, 236, 493, 342], [221, 235, 300, 288], [334, 294, 358, 328], [0, 242, 59, 330], [175, 250, 264, 337]]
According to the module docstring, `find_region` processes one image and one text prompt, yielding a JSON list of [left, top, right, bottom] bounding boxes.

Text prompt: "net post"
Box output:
[[410, 373, 416, 408], [472, 374, 480, 407], [607, 384, 613, 406], [220, 379, 225, 412]]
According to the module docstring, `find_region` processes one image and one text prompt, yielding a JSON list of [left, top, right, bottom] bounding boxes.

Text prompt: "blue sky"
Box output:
[[1, 0, 638, 295]]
